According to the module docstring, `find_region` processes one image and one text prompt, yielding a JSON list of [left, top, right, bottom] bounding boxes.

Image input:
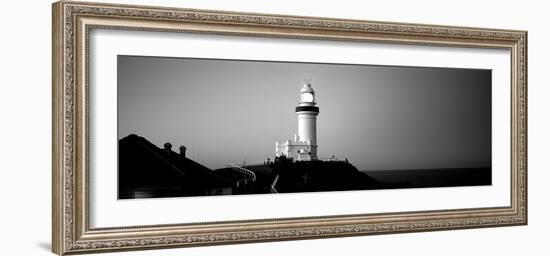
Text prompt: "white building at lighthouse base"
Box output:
[[275, 134, 317, 161]]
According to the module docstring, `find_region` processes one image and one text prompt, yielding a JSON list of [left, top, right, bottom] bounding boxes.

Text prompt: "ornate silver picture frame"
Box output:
[[52, 1, 527, 255]]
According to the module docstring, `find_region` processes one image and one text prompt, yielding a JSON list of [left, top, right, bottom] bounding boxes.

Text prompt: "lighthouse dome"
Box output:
[[300, 83, 314, 93]]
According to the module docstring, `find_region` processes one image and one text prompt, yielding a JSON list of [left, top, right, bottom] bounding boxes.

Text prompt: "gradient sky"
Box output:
[[118, 56, 491, 171]]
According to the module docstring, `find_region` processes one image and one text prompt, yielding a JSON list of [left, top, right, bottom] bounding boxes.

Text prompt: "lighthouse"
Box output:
[[275, 81, 320, 161]]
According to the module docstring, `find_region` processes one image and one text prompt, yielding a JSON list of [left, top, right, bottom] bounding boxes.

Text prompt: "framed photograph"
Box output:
[[52, 1, 527, 255]]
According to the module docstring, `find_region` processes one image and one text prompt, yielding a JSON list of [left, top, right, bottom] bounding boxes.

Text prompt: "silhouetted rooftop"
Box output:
[[118, 134, 233, 198]]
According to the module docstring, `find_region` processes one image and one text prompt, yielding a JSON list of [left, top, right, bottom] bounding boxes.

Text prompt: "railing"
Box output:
[[226, 164, 256, 183], [233, 157, 344, 166], [234, 160, 271, 166]]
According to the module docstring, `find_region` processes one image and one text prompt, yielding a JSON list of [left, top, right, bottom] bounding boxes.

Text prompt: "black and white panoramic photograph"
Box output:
[[117, 56, 492, 199]]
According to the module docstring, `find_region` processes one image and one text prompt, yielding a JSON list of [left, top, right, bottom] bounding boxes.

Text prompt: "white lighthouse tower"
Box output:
[[275, 81, 320, 161], [296, 82, 319, 158]]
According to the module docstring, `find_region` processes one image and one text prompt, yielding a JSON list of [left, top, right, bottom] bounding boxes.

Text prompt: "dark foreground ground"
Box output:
[[363, 167, 491, 189], [118, 134, 492, 199]]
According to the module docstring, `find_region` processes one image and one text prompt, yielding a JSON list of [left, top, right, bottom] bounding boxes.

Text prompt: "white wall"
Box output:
[[0, 0, 547, 255]]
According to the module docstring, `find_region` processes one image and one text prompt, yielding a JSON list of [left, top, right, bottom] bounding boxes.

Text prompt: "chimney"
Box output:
[[179, 145, 187, 158], [163, 142, 172, 154]]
